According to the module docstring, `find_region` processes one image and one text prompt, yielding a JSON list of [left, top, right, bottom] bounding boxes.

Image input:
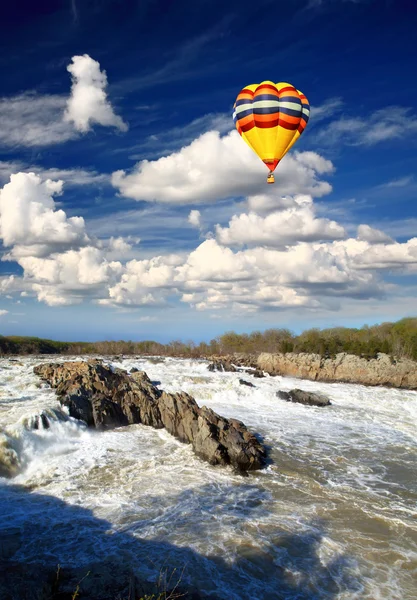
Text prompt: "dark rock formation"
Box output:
[[251, 368, 265, 378], [33, 360, 266, 472], [276, 389, 331, 407], [239, 379, 255, 388], [208, 360, 237, 373], [207, 357, 265, 379]]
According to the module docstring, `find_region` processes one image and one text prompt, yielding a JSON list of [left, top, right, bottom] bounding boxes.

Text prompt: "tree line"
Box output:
[[0, 317, 416, 360]]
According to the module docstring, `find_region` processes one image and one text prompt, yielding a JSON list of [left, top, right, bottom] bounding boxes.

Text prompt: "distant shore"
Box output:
[[2, 349, 417, 390], [207, 352, 417, 390]]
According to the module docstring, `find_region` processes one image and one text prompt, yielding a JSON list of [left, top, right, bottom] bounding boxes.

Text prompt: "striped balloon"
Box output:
[[233, 81, 310, 177]]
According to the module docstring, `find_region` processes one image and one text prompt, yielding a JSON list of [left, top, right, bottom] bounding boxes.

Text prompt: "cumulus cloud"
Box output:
[[106, 254, 183, 307], [0, 309, 8, 316], [0, 172, 89, 258], [216, 195, 346, 247], [100, 227, 417, 313], [0, 171, 124, 306], [20, 247, 123, 306], [349, 238, 417, 271], [112, 130, 334, 204], [0, 55, 126, 149], [357, 224, 394, 244], [188, 210, 201, 228], [64, 54, 128, 133]]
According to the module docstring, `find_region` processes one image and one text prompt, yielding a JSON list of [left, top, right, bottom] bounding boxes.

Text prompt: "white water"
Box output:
[[1, 355, 416, 599]]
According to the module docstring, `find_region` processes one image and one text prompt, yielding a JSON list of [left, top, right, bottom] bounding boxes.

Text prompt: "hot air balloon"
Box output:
[[233, 81, 310, 184]]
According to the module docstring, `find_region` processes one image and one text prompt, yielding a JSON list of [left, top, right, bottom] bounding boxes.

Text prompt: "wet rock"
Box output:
[[239, 379, 255, 388], [34, 360, 266, 472], [277, 388, 331, 407], [251, 369, 265, 378], [130, 367, 139, 373], [208, 360, 237, 373]]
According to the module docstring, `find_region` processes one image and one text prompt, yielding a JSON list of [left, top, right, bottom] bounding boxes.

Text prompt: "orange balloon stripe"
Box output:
[[238, 114, 255, 127], [279, 114, 300, 125], [254, 113, 279, 123]]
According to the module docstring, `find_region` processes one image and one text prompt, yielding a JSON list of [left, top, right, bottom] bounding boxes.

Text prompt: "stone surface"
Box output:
[[239, 379, 255, 388], [33, 360, 266, 472], [257, 352, 417, 389], [277, 389, 331, 407], [207, 357, 264, 378]]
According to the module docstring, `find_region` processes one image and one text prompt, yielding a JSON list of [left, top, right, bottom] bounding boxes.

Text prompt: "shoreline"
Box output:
[[2, 350, 417, 390]]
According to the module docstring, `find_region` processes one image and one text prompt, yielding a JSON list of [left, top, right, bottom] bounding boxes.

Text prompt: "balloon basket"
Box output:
[[267, 173, 275, 184]]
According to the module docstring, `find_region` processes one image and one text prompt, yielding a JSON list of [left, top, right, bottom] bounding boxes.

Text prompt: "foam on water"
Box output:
[[1, 355, 416, 599]]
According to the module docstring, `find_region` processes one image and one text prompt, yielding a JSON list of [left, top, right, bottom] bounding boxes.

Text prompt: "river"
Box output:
[[1, 355, 416, 599]]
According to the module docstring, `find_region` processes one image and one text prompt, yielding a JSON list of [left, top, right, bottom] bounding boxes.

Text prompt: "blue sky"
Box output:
[[0, 0, 416, 342]]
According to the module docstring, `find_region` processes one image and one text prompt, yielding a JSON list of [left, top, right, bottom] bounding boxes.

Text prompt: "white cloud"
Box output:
[[379, 175, 414, 189], [0, 172, 89, 259], [19, 247, 122, 286], [107, 236, 134, 254], [64, 54, 128, 133], [216, 195, 346, 247], [106, 254, 183, 306], [188, 210, 201, 228], [316, 107, 417, 147], [101, 228, 417, 312], [138, 316, 158, 322], [246, 194, 296, 214], [0, 93, 76, 148], [357, 224, 393, 244], [0, 55, 126, 149], [349, 238, 417, 271], [0, 161, 109, 187], [0, 309, 8, 316], [112, 130, 334, 204], [19, 246, 123, 306], [310, 98, 344, 122]]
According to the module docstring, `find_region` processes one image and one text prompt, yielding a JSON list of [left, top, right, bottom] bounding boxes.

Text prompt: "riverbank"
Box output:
[[207, 351, 417, 389]]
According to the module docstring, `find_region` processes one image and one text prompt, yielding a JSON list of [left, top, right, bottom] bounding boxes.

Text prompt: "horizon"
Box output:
[[2, 314, 416, 345], [0, 0, 416, 343]]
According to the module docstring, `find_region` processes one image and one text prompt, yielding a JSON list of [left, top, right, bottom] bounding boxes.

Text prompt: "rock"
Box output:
[[34, 361, 266, 472], [252, 369, 265, 378], [208, 360, 237, 373], [130, 367, 139, 373], [239, 379, 255, 388], [277, 388, 331, 407], [258, 352, 417, 389]]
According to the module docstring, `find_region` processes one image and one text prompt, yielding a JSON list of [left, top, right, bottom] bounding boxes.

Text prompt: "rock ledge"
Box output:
[[33, 360, 266, 472]]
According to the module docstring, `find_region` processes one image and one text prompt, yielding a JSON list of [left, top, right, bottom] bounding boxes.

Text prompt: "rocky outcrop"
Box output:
[[33, 360, 266, 472], [277, 389, 331, 407], [257, 352, 417, 389], [208, 359, 237, 373], [207, 356, 264, 378]]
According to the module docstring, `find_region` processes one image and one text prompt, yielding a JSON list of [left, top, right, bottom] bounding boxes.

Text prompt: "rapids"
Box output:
[[1, 355, 416, 599]]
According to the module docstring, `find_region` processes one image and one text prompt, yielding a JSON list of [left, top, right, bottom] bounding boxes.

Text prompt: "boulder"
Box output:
[[34, 360, 266, 472], [277, 388, 331, 407], [239, 379, 255, 388], [208, 360, 237, 373]]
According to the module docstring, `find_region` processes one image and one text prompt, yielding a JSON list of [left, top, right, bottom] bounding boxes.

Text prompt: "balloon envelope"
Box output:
[[233, 81, 310, 172]]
